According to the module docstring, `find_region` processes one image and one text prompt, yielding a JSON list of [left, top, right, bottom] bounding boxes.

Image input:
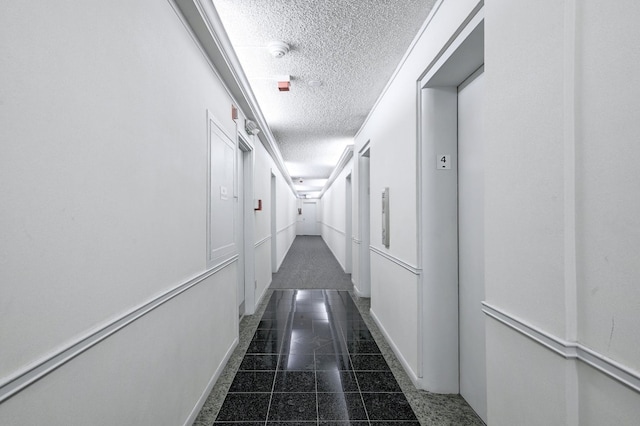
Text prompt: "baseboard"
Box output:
[[370, 308, 420, 387], [353, 284, 370, 298], [321, 233, 346, 271], [183, 336, 239, 426], [255, 283, 269, 312]]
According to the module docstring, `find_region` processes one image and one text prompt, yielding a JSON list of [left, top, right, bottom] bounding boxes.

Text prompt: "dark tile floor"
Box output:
[[214, 289, 420, 425]]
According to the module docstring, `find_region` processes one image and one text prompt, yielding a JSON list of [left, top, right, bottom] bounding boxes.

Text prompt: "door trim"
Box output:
[[416, 7, 484, 392]]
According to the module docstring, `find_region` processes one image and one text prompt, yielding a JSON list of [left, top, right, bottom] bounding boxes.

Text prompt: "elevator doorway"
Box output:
[[457, 66, 486, 422]]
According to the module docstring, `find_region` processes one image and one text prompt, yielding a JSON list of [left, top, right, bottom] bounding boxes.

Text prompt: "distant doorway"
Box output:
[[301, 202, 319, 235]]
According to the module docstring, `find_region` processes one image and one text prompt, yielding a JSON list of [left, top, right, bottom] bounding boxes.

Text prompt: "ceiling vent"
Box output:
[[268, 41, 290, 58]]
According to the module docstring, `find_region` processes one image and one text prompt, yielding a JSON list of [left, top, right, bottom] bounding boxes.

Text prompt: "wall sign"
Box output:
[[437, 154, 451, 170]]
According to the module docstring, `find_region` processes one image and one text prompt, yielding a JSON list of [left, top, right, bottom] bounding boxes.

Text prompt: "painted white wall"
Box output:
[[574, 0, 640, 372], [351, 0, 483, 383], [485, 0, 640, 424], [274, 172, 297, 268], [252, 141, 297, 305], [325, 0, 640, 423], [0, 1, 250, 423], [319, 162, 353, 270]]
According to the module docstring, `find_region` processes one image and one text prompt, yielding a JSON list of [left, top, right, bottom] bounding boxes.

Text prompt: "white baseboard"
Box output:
[[183, 336, 239, 426], [370, 308, 420, 387], [353, 284, 370, 298]]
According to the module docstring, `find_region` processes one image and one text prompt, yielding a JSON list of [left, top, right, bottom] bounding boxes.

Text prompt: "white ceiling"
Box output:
[[212, 0, 437, 197]]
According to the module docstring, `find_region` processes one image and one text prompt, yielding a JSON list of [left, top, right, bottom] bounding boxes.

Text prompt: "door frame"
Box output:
[[238, 134, 256, 315], [270, 171, 277, 272], [357, 142, 371, 297], [416, 7, 484, 393], [345, 173, 353, 274]]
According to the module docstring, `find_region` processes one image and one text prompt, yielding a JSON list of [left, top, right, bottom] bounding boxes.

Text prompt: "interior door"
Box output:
[[457, 67, 486, 422], [236, 145, 245, 316], [302, 202, 318, 235]]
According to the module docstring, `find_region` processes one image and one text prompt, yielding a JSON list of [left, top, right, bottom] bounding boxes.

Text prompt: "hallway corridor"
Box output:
[[194, 237, 483, 425]]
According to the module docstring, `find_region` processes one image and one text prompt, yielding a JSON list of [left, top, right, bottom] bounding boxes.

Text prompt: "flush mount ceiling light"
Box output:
[[267, 41, 290, 58], [308, 80, 322, 87]]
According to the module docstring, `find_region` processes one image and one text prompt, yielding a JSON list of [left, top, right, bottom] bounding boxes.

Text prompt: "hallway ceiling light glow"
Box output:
[[212, 0, 436, 196]]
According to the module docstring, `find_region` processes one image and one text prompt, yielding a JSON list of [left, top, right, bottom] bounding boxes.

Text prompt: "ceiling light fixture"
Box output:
[[267, 41, 290, 58], [308, 80, 322, 87]]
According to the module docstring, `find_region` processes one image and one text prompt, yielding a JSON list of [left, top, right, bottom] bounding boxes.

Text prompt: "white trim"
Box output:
[[183, 336, 238, 426], [206, 109, 238, 269], [320, 222, 346, 236], [254, 235, 271, 248], [276, 222, 297, 234], [318, 146, 354, 198], [170, 0, 297, 197], [415, 5, 485, 390], [370, 246, 421, 276], [0, 257, 238, 403], [370, 309, 420, 387], [483, 302, 640, 394], [563, 1, 579, 421], [320, 233, 346, 271], [354, 0, 447, 140]]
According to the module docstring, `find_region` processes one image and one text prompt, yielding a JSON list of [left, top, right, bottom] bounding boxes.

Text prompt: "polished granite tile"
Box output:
[[238, 354, 279, 371], [245, 339, 281, 354], [361, 393, 418, 421], [317, 392, 368, 421], [199, 288, 483, 426], [315, 353, 351, 371], [215, 393, 270, 422], [346, 340, 382, 354], [268, 392, 317, 421], [273, 371, 316, 393], [279, 353, 315, 371], [316, 370, 359, 393], [356, 371, 402, 393], [350, 354, 391, 371], [228, 371, 275, 393], [319, 422, 370, 426]]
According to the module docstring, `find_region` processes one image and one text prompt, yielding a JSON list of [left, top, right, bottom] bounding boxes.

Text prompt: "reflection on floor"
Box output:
[[215, 289, 418, 424], [194, 289, 484, 425]]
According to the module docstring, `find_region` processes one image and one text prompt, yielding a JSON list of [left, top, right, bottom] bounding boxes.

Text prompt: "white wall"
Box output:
[[326, 0, 640, 423], [350, 0, 482, 383], [484, 0, 640, 424], [0, 1, 249, 423], [319, 161, 353, 270], [251, 140, 297, 306]]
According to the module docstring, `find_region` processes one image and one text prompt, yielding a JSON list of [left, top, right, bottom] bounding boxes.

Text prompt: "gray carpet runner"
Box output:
[[269, 235, 353, 290]]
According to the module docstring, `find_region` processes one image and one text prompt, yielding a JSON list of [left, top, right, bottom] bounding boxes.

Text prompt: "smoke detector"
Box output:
[[268, 41, 290, 59]]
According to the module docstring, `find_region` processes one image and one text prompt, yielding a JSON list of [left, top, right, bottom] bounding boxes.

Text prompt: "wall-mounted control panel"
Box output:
[[382, 187, 390, 247]]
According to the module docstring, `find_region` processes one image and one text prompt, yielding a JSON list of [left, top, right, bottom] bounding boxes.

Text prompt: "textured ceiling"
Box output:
[[212, 0, 436, 196]]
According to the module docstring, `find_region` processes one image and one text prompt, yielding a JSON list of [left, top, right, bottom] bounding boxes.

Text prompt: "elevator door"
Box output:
[[457, 67, 486, 423]]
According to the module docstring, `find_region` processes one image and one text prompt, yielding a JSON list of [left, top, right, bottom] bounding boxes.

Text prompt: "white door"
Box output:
[[302, 202, 318, 235], [358, 150, 371, 296], [457, 67, 486, 422], [236, 146, 245, 316]]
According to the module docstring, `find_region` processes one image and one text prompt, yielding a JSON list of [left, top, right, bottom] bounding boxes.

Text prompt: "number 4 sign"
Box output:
[[437, 154, 451, 170]]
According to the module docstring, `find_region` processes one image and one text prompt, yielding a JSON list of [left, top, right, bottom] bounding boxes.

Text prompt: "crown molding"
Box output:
[[171, 0, 297, 196]]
